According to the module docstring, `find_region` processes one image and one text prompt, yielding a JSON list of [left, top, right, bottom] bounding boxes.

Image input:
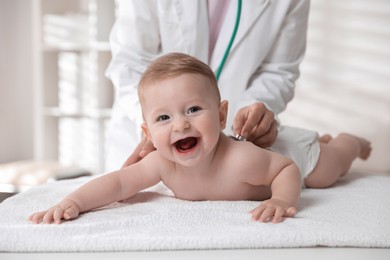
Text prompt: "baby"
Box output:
[[29, 53, 371, 224]]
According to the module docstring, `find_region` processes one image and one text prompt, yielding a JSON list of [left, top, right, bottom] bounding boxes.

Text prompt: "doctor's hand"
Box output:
[[121, 135, 155, 168], [233, 102, 278, 148]]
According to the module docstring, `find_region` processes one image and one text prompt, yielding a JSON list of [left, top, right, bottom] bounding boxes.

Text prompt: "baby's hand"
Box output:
[[250, 198, 297, 223], [28, 199, 80, 224]]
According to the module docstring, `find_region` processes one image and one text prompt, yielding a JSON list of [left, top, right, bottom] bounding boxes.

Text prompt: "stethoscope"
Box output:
[[215, 0, 242, 81], [214, 0, 246, 142]]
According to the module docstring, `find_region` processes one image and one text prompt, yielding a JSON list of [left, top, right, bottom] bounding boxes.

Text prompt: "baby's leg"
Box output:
[[305, 134, 371, 188]]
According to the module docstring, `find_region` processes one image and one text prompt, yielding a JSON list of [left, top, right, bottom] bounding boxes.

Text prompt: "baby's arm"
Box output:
[[251, 160, 301, 223], [29, 152, 163, 224], [241, 147, 301, 223]]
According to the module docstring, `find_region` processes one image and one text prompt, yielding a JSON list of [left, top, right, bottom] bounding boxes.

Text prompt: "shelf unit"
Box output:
[[33, 0, 116, 174]]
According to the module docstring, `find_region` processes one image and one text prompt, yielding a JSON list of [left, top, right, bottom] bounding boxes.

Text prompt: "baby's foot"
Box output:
[[356, 136, 372, 160], [342, 134, 372, 160], [319, 134, 332, 143]]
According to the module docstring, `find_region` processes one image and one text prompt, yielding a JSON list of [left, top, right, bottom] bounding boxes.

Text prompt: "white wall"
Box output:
[[280, 0, 390, 172], [0, 0, 34, 163]]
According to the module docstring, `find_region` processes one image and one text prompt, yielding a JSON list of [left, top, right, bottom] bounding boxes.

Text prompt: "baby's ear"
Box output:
[[141, 123, 152, 141], [219, 100, 229, 129]]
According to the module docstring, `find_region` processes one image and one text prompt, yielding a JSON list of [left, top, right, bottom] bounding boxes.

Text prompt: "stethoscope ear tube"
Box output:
[[215, 0, 242, 81]]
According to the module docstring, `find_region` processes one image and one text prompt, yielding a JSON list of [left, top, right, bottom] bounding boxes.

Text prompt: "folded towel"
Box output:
[[0, 171, 389, 252]]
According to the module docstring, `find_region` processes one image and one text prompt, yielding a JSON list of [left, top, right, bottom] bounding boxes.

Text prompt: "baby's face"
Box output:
[[141, 73, 226, 167]]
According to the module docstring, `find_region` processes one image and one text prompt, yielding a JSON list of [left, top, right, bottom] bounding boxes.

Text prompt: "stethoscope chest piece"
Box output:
[[230, 134, 247, 142]]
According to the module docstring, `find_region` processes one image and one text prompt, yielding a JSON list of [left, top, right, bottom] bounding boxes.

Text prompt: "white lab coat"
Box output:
[[105, 0, 310, 171]]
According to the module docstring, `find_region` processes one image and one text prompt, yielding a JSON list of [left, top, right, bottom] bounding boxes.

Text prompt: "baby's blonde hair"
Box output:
[[138, 52, 220, 102]]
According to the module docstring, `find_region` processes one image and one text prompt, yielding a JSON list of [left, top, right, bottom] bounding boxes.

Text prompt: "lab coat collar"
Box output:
[[171, 0, 270, 68], [231, 0, 270, 50]]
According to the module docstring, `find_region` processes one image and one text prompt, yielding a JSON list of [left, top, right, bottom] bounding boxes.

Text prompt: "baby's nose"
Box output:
[[173, 117, 190, 132]]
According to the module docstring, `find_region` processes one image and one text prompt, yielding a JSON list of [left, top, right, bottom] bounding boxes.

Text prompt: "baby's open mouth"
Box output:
[[174, 137, 198, 153]]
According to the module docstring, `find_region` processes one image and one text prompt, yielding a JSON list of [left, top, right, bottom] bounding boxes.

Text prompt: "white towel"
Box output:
[[0, 171, 389, 252]]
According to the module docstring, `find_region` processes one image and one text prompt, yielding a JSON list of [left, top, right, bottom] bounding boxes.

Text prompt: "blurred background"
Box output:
[[0, 0, 389, 195]]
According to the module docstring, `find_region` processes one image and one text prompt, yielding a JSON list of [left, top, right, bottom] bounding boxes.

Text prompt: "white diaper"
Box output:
[[268, 125, 320, 188]]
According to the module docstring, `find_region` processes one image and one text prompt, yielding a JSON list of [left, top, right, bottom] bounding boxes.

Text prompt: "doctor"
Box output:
[[105, 0, 310, 171]]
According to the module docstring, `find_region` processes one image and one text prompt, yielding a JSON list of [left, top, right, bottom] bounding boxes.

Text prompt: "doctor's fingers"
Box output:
[[232, 108, 248, 137], [121, 137, 146, 168], [246, 110, 275, 140], [232, 103, 264, 137], [234, 103, 274, 139], [252, 120, 278, 148], [121, 136, 152, 168], [240, 110, 274, 144], [139, 138, 156, 158]]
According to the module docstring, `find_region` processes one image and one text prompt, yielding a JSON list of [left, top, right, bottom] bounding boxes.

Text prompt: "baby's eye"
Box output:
[[157, 115, 170, 122], [187, 106, 201, 114]]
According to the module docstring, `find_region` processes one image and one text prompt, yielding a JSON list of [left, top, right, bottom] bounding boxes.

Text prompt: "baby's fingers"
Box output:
[[250, 205, 276, 222], [29, 211, 46, 224], [42, 208, 56, 224], [285, 207, 297, 217], [250, 205, 266, 221], [53, 208, 65, 224], [272, 207, 297, 223], [250, 205, 297, 223], [272, 207, 286, 223], [259, 207, 276, 222], [63, 206, 79, 220]]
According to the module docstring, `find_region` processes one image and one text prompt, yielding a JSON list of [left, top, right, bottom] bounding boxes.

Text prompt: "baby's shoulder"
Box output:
[[218, 141, 266, 174], [142, 151, 175, 171], [218, 141, 270, 182], [228, 139, 270, 158]]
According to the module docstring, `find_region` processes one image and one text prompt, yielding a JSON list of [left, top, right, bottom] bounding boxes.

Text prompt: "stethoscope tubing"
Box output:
[[215, 0, 242, 81]]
